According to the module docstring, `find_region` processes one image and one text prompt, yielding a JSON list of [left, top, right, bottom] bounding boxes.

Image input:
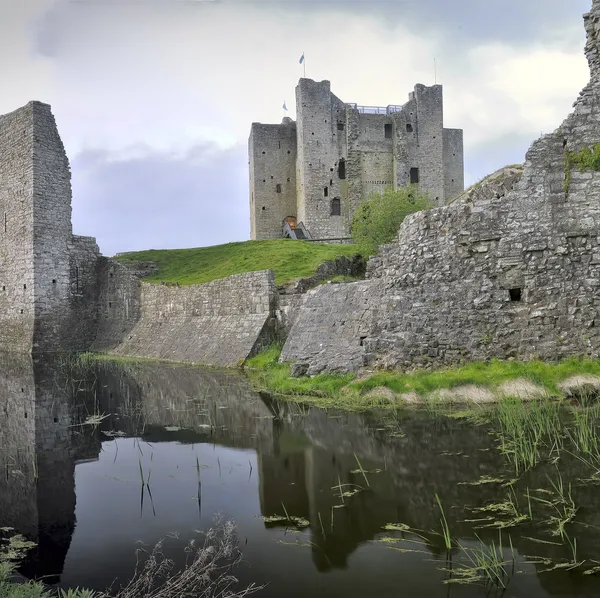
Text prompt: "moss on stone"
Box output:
[[565, 143, 600, 194]]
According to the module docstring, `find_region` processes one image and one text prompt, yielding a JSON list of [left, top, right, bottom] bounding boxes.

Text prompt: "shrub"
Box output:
[[350, 185, 433, 255]]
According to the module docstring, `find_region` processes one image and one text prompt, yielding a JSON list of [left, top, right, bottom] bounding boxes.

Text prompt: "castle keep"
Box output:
[[249, 78, 464, 241]]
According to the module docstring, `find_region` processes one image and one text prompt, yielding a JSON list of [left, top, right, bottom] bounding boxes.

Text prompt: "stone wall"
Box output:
[[276, 254, 366, 334], [281, 1, 600, 376], [31, 102, 75, 354], [0, 102, 103, 354], [0, 104, 36, 351], [97, 270, 279, 367], [66, 235, 102, 349]]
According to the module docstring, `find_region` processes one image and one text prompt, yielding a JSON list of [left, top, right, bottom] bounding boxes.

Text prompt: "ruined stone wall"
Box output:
[[30, 102, 76, 353], [66, 235, 102, 349], [280, 2, 600, 376], [0, 104, 36, 351], [0, 101, 102, 354], [249, 121, 297, 240], [91, 258, 144, 350], [97, 270, 279, 366]]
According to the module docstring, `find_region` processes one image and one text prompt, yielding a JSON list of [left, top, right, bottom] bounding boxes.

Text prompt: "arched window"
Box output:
[[331, 198, 341, 216]]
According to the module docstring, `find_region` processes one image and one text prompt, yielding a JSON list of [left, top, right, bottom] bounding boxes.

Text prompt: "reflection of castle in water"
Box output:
[[0, 355, 92, 583], [2, 357, 600, 596]]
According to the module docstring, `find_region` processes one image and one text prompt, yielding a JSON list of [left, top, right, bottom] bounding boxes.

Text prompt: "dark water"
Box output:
[[1, 356, 600, 597]]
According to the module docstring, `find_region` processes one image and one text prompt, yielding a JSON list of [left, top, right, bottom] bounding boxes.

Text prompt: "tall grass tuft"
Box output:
[[493, 398, 564, 474], [435, 494, 453, 551]]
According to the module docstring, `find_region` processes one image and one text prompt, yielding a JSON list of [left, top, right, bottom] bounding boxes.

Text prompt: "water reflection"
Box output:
[[0, 355, 600, 597]]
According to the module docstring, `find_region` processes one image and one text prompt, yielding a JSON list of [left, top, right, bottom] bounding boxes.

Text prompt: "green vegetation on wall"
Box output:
[[114, 239, 363, 286], [565, 143, 600, 194], [350, 185, 434, 256]]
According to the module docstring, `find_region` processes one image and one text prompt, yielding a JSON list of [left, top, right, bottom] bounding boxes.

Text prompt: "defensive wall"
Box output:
[[280, 1, 600, 375]]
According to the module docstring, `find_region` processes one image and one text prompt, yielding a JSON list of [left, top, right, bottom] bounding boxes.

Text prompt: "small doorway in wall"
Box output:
[[384, 123, 392, 139], [410, 167, 420, 184], [338, 159, 346, 180], [331, 198, 341, 216]]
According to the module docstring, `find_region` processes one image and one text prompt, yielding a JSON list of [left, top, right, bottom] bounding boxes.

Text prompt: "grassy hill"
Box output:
[[114, 239, 363, 286]]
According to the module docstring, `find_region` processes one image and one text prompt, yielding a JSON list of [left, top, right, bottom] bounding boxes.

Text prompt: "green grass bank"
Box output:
[[114, 239, 363, 286], [245, 345, 600, 410]]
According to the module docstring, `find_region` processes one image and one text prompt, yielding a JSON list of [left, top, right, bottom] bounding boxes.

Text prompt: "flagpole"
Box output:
[[434, 57, 437, 85], [303, 52, 306, 78]]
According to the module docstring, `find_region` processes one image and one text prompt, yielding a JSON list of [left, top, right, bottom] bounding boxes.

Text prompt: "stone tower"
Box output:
[[0, 101, 101, 353], [249, 78, 464, 242]]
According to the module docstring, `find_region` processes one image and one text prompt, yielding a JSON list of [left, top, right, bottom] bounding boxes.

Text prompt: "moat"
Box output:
[[3, 356, 600, 597]]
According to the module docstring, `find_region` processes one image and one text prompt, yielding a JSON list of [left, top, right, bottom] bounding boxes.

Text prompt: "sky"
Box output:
[[0, 0, 594, 256]]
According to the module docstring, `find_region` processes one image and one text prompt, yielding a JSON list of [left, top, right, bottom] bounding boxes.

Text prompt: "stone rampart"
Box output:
[[97, 270, 279, 367]]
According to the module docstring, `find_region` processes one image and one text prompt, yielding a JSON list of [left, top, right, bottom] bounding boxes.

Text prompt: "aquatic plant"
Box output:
[[492, 398, 564, 474], [443, 531, 515, 589], [112, 518, 264, 598], [435, 495, 453, 551]]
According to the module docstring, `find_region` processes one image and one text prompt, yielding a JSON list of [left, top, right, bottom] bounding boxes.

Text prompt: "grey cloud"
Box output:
[[464, 132, 539, 184], [229, 0, 590, 49], [33, 0, 591, 61], [70, 142, 250, 256]]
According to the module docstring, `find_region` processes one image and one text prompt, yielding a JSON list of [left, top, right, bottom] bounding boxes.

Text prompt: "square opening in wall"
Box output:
[[384, 124, 392, 139], [276, 184, 282, 193], [337, 123, 344, 131], [410, 167, 420, 184], [406, 123, 413, 133], [509, 288, 522, 302]]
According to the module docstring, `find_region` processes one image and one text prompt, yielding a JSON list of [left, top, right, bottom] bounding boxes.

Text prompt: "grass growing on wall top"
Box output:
[[565, 143, 600, 194], [114, 239, 363, 286]]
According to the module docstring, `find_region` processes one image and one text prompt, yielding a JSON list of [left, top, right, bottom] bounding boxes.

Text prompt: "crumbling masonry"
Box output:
[[280, 1, 600, 375], [249, 79, 464, 241]]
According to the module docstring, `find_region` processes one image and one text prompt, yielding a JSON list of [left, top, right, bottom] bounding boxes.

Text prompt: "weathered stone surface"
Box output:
[[281, 1, 600, 375], [276, 254, 365, 334], [281, 280, 382, 375], [250, 78, 464, 241], [97, 270, 280, 367], [0, 99, 281, 366]]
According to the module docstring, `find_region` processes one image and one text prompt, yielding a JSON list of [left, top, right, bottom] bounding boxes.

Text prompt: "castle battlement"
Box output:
[[249, 78, 464, 242]]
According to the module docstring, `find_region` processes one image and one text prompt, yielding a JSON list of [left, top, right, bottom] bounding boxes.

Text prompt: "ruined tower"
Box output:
[[249, 78, 464, 242], [0, 101, 101, 353]]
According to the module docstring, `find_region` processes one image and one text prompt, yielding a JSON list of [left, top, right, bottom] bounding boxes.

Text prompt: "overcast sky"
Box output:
[[0, 0, 593, 255]]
